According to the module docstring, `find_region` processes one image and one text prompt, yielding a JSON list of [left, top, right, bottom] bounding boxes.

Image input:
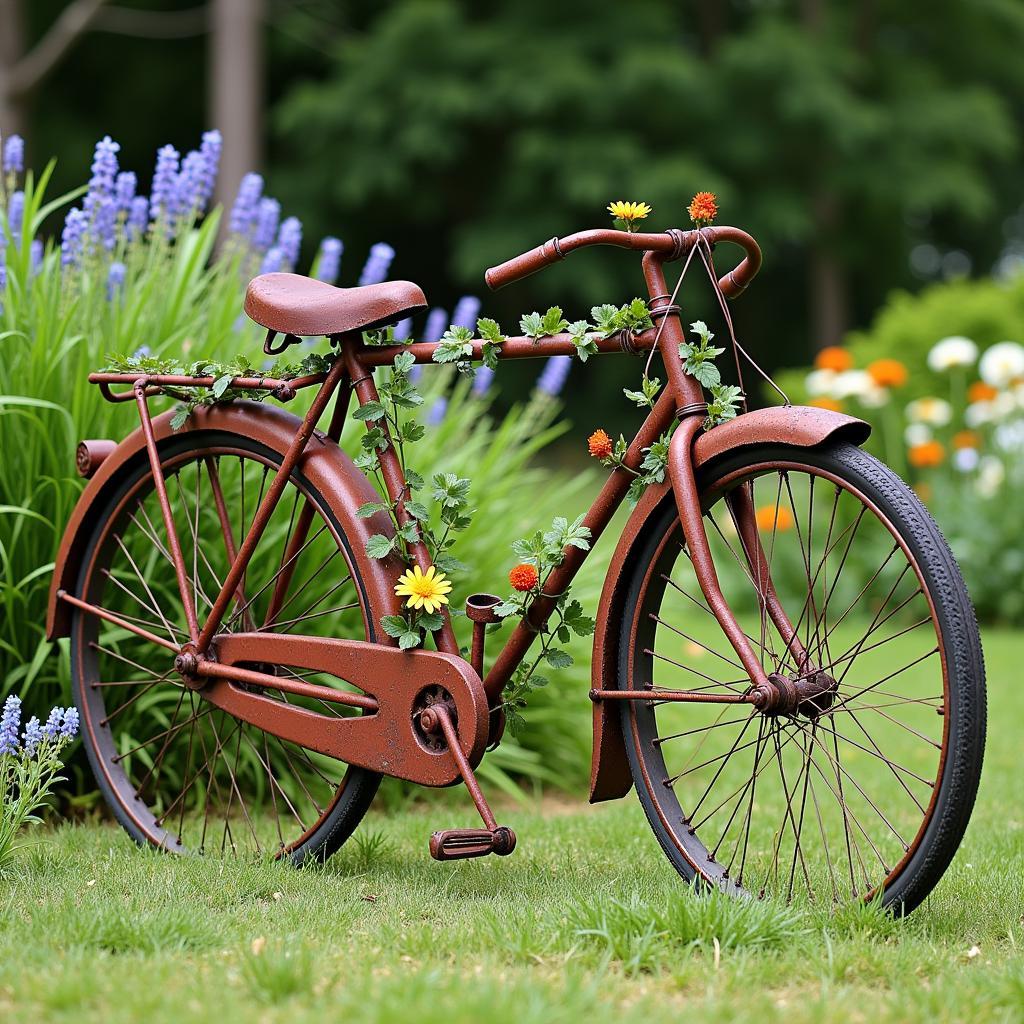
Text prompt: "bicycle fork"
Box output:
[[646, 253, 821, 712]]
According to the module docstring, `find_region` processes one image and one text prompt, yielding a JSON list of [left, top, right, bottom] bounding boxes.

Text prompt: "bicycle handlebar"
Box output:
[[484, 226, 762, 299]]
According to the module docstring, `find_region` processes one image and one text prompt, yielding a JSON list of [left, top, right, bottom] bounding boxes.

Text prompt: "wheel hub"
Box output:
[[413, 685, 457, 752], [752, 668, 838, 718]]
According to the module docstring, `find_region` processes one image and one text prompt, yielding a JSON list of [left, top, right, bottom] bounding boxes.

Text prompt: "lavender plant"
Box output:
[[0, 695, 79, 870]]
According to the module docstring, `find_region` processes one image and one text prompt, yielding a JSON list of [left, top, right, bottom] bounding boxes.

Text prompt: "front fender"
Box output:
[[589, 405, 870, 802], [47, 400, 405, 641]]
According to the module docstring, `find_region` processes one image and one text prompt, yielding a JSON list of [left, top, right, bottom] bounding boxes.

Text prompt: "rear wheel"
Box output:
[[70, 430, 381, 861], [618, 442, 985, 914]]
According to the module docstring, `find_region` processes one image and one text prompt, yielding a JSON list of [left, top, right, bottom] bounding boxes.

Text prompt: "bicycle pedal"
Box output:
[[429, 826, 517, 861]]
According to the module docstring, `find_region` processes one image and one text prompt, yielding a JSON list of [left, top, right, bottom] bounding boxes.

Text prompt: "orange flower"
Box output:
[[867, 358, 908, 389], [508, 563, 539, 592], [814, 347, 854, 372], [952, 430, 981, 450], [908, 440, 945, 468], [588, 428, 614, 460], [967, 381, 998, 403], [809, 396, 845, 412], [754, 505, 795, 532], [687, 191, 718, 226]]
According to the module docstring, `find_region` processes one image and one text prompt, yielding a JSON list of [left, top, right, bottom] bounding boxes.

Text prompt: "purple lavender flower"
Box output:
[[393, 318, 412, 341], [0, 694, 21, 755], [8, 190, 24, 241], [83, 136, 120, 250], [197, 130, 222, 208], [276, 216, 302, 268], [314, 236, 343, 283], [29, 239, 42, 274], [0, 246, 6, 292], [536, 355, 572, 397], [427, 396, 448, 426], [175, 149, 207, 216], [127, 195, 149, 240], [150, 144, 181, 222], [452, 295, 481, 330], [253, 198, 280, 252], [229, 172, 263, 237], [107, 261, 127, 301], [88, 136, 120, 196], [359, 242, 394, 285], [60, 706, 80, 740], [423, 307, 449, 342], [3, 134, 24, 175], [61, 207, 88, 267], [22, 715, 42, 756], [260, 246, 284, 274], [472, 366, 495, 398], [41, 707, 62, 740], [115, 171, 137, 213]]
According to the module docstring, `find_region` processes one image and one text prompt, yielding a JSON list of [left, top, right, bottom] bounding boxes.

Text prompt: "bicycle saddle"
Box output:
[[244, 272, 427, 337]]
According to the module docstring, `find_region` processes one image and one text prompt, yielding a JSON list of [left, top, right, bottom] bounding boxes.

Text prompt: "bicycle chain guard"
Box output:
[[203, 633, 490, 786]]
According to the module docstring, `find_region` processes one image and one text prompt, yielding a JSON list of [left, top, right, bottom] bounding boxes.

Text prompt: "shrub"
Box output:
[[777, 276, 1024, 623]]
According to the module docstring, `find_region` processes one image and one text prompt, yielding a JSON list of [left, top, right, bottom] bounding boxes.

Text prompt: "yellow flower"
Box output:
[[394, 564, 452, 614], [607, 200, 652, 231]]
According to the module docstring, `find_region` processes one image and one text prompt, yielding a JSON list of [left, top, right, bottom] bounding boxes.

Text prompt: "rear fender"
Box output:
[[47, 400, 406, 641], [589, 405, 870, 802]]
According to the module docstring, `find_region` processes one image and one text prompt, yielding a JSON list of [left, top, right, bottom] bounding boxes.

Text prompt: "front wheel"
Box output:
[[618, 442, 985, 914]]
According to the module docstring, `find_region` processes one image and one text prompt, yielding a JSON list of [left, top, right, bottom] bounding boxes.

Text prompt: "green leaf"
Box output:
[[519, 311, 545, 338], [393, 351, 416, 374], [353, 401, 386, 421], [540, 306, 569, 336], [366, 534, 394, 559], [399, 630, 422, 650], [380, 615, 409, 638], [212, 373, 233, 399], [476, 317, 505, 343], [543, 648, 573, 668], [404, 500, 429, 521], [417, 610, 445, 631], [356, 501, 390, 518], [170, 407, 189, 431]]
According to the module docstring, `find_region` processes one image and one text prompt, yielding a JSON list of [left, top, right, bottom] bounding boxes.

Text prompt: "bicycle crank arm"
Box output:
[[191, 633, 490, 787]]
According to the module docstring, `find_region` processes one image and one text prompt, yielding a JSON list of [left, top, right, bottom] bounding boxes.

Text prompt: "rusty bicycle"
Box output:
[[48, 222, 985, 915]]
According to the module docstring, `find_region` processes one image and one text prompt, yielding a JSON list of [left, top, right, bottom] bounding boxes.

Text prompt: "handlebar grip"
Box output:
[[485, 238, 564, 291], [710, 227, 762, 299]]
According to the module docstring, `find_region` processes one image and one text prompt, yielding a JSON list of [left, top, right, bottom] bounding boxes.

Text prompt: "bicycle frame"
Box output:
[[57, 226, 868, 802]]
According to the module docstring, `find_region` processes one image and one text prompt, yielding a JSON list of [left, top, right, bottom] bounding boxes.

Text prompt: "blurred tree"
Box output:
[[272, 0, 1022, 359]]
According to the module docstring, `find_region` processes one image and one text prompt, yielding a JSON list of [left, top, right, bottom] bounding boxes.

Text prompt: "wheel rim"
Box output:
[[627, 459, 950, 904], [73, 439, 374, 857]]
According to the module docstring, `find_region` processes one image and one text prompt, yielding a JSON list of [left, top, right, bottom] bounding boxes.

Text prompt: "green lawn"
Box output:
[[1, 629, 1021, 1023]]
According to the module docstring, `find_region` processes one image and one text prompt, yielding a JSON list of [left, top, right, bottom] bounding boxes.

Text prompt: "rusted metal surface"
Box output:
[[205, 633, 489, 785], [465, 594, 502, 679], [244, 272, 427, 337], [484, 225, 761, 295], [48, 399, 408, 640], [76, 439, 116, 478], [588, 404, 870, 802], [589, 688, 757, 705]]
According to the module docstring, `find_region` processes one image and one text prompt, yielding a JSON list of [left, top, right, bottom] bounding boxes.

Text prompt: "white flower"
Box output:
[[906, 397, 952, 426], [858, 384, 890, 408], [965, 401, 994, 427], [976, 455, 1005, 498], [805, 368, 838, 397], [927, 336, 978, 372], [979, 341, 1024, 388], [904, 423, 933, 446], [832, 370, 874, 399], [994, 419, 1024, 452], [954, 447, 979, 473]]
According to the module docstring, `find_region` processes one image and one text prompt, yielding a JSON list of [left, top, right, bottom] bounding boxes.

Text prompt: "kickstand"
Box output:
[[421, 703, 517, 861]]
